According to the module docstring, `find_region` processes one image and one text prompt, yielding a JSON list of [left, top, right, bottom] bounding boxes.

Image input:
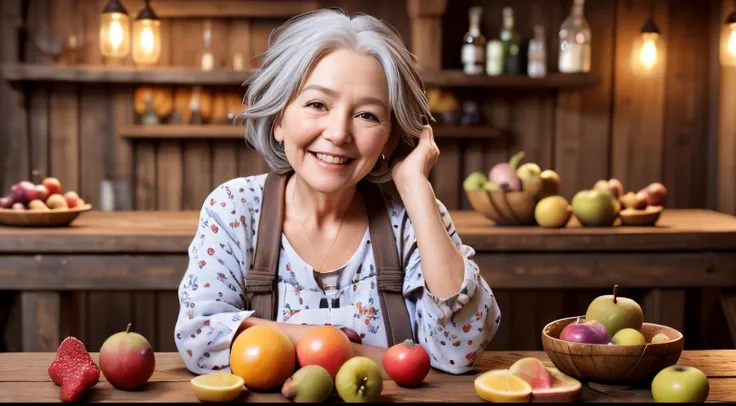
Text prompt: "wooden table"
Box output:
[[2, 209, 736, 351], [0, 351, 733, 402]]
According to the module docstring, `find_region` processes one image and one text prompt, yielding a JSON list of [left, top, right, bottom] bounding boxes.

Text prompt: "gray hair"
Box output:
[[235, 8, 432, 183]]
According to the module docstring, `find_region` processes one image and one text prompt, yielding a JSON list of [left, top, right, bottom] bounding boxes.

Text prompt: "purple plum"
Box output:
[[559, 317, 610, 344]]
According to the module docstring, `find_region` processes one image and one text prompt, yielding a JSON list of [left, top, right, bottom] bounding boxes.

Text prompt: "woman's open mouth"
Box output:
[[310, 151, 354, 167]]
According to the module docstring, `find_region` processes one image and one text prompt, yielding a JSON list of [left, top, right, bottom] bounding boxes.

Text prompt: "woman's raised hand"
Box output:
[[391, 125, 439, 186]]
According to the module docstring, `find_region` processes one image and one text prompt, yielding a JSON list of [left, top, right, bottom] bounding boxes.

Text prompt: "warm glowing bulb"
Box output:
[[141, 26, 154, 53], [640, 38, 658, 69], [109, 20, 124, 50], [728, 29, 736, 56]]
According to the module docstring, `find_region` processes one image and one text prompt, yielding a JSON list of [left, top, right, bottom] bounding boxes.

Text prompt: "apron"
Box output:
[[243, 171, 414, 346]]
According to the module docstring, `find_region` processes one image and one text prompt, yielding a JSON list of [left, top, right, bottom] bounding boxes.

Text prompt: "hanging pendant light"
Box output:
[[721, 2, 736, 67], [133, 0, 162, 65], [631, 18, 663, 77], [100, 0, 131, 58]]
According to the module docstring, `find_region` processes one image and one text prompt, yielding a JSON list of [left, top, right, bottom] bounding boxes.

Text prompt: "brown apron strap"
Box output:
[[247, 171, 289, 320], [359, 180, 414, 346]]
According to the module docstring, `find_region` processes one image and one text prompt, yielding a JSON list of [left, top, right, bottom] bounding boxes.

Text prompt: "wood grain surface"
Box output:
[[0, 351, 733, 402]]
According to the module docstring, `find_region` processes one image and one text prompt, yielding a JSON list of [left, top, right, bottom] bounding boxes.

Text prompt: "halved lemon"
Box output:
[[191, 372, 245, 402], [474, 369, 533, 403]]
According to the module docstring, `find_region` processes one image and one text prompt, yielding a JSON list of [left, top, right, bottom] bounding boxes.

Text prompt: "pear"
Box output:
[[282, 365, 334, 403]]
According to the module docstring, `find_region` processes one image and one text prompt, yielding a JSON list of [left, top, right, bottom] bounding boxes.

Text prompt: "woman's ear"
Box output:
[[273, 116, 284, 143]]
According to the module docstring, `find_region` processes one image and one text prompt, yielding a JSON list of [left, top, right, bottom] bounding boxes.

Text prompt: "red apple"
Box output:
[[646, 182, 668, 206], [0, 196, 12, 209], [383, 339, 431, 387], [11, 181, 34, 204], [296, 325, 353, 379], [98, 323, 155, 390], [64, 191, 80, 209], [43, 177, 62, 196], [33, 184, 50, 202], [340, 327, 362, 344]]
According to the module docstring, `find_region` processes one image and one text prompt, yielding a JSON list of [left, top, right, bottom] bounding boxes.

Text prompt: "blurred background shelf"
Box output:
[[118, 124, 507, 139], [2, 63, 598, 89]]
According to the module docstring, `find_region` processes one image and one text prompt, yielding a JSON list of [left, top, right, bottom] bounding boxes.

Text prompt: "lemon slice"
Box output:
[[474, 370, 533, 403], [191, 372, 245, 402]]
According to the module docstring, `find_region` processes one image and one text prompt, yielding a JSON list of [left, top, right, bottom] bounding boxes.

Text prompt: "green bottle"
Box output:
[[500, 7, 521, 74]]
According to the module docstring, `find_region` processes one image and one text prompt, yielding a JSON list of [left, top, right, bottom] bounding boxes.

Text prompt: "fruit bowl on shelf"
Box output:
[[0, 204, 92, 227], [541, 316, 684, 384], [619, 205, 664, 226], [465, 176, 543, 226]]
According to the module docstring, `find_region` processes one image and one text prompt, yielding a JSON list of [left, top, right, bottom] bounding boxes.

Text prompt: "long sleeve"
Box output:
[[398, 199, 501, 374], [174, 178, 258, 375]]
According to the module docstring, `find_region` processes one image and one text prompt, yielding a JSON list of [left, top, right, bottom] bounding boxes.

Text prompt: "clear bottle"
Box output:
[[200, 19, 214, 71], [527, 26, 547, 78], [558, 0, 591, 73], [486, 40, 504, 76], [462, 7, 486, 75], [500, 7, 521, 74]]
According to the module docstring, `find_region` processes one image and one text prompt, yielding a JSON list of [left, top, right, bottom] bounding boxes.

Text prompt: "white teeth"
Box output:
[[316, 153, 348, 164]]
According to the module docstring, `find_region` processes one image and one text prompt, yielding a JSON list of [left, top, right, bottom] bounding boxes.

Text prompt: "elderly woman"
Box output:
[[175, 8, 501, 376]]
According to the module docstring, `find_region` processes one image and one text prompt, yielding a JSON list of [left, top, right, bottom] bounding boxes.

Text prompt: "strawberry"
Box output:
[[48, 337, 100, 402]]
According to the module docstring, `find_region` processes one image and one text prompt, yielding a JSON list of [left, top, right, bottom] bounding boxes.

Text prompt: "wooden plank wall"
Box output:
[[0, 0, 729, 352]]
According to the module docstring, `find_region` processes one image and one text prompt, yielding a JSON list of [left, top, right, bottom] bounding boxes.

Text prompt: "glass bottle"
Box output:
[[200, 19, 214, 71], [527, 26, 547, 78], [558, 0, 591, 73], [500, 7, 521, 74], [486, 40, 504, 76], [462, 7, 486, 75]]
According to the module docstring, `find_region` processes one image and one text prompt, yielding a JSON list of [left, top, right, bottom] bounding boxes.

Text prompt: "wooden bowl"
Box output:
[[465, 177, 543, 226], [542, 316, 684, 384], [0, 204, 92, 227], [620, 205, 663, 226]]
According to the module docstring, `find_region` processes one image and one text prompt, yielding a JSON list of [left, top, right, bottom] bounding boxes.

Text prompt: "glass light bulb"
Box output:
[[109, 20, 124, 50], [721, 22, 736, 66], [639, 38, 658, 69], [141, 26, 154, 52], [728, 29, 736, 56]]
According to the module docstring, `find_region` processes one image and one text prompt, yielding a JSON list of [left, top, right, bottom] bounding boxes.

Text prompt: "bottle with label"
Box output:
[[462, 7, 486, 75], [486, 40, 504, 76], [558, 0, 591, 73], [527, 26, 547, 78], [500, 7, 521, 74]]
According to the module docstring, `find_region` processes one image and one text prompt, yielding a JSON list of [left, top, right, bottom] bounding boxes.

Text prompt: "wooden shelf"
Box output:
[[2, 64, 598, 89], [421, 70, 600, 89], [147, 0, 319, 18], [118, 124, 505, 140], [1, 64, 256, 86]]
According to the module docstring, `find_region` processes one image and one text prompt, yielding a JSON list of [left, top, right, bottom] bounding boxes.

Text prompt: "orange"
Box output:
[[474, 369, 533, 402], [230, 325, 296, 391], [190, 372, 245, 402]]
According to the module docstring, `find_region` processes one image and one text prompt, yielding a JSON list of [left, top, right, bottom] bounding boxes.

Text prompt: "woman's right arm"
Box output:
[[174, 181, 255, 375]]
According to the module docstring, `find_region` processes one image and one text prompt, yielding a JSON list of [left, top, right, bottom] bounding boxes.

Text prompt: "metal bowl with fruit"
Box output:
[[0, 177, 91, 227], [463, 152, 567, 226], [541, 285, 684, 384]]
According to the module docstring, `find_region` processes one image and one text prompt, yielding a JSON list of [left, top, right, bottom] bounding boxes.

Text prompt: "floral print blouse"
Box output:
[[175, 173, 501, 375]]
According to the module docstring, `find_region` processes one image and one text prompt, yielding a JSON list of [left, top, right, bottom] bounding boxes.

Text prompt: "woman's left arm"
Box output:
[[391, 125, 501, 374]]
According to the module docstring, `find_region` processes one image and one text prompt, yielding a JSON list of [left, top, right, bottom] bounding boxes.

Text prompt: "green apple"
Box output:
[[651, 365, 709, 403], [571, 189, 618, 227], [610, 328, 646, 346], [585, 285, 644, 337], [335, 356, 383, 402], [517, 162, 542, 179], [534, 196, 572, 228], [463, 172, 488, 191]]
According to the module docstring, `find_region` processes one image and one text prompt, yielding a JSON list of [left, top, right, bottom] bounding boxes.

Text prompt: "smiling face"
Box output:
[[273, 48, 394, 193]]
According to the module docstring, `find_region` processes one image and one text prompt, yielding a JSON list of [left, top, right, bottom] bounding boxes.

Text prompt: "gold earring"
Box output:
[[381, 154, 386, 160]]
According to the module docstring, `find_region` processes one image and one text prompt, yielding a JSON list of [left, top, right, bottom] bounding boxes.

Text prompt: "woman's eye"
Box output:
[[358, 112, 379, 122], [306, 101, 326, 111]]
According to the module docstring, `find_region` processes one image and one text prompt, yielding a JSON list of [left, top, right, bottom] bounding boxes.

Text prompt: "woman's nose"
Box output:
[[322, 112, 352, 145]]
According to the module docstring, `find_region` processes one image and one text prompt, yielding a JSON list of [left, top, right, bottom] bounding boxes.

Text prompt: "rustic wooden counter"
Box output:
[[2, 209, 736, 352], [0, 350, 733, 402]]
